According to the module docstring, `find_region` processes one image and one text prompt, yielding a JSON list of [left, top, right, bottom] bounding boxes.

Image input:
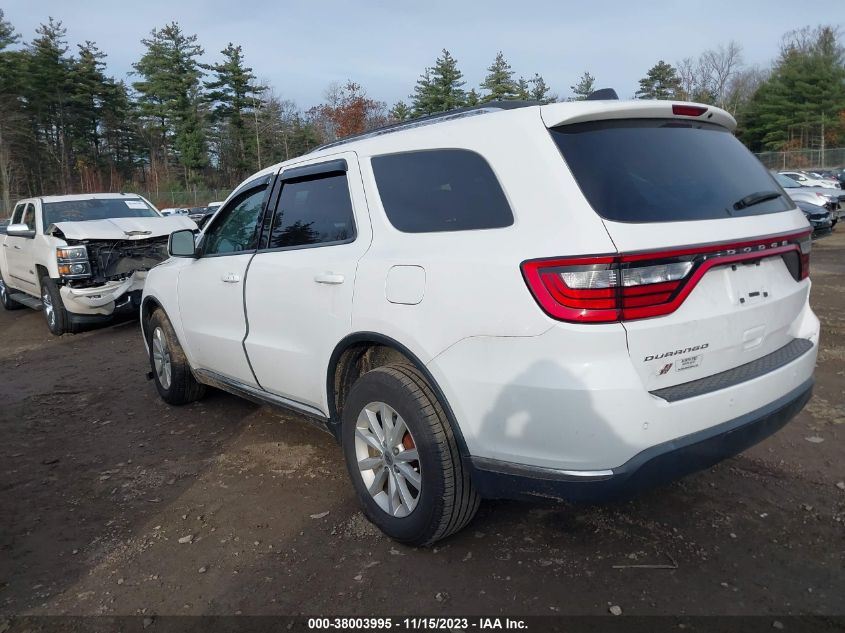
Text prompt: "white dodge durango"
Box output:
[[141, 96, 819, 545]]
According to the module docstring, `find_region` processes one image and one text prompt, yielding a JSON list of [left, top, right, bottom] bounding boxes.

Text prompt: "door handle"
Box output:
[[221, 273, 241, 283], [13, 245, 21, 250], [314, 273, 345, 285]]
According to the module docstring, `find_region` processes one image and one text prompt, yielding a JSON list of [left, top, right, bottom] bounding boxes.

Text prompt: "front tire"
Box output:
[[40, 276, 70, 335], [0, 271, 24, 310], [148, 308, 205, 405], [342, 363, 479, 545]]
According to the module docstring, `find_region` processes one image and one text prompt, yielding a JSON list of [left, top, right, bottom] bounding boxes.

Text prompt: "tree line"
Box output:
[[0, 11, 843, 211]]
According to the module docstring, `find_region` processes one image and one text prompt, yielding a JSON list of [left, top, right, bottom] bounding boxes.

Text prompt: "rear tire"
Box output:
[[40, 276, 70, 335], [0, 271, 24, 310], [342, 363, 479, 545], [148, 308, 205, 405]]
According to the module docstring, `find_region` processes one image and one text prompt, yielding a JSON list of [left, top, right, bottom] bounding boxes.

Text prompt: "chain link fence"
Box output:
[[755, 148, 845, 171]]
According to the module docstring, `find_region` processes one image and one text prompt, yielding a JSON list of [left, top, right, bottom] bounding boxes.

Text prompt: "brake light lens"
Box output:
[[798, 233, 811, 280], [521, 232, 811, 323], [672, 104, 708, 117]]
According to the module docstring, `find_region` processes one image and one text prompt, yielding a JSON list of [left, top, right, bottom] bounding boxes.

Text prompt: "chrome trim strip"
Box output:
[[193, 368, 329, 422], [471, 456, 614, 482]]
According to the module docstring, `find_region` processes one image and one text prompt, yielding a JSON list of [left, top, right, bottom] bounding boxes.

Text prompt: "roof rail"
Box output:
[[310, 100, 540, 153]]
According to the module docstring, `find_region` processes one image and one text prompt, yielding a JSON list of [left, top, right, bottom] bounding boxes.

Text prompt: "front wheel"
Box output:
[[40, 276, 70, 335], [147, 308, 205, 405], [342, 363, 479, 545]]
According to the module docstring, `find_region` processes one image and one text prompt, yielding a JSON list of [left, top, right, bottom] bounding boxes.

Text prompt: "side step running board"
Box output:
[[9, 292, 43, 310], [192, 368, 334, 435]]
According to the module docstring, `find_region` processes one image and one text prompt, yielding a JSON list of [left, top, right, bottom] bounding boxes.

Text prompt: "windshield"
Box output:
[[43, 198, 159, 230], [773, 173, 801, 188], [549, 119, 793, 222]]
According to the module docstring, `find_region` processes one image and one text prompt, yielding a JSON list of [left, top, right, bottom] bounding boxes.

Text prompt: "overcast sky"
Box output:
[[4, 0, 844, 107]]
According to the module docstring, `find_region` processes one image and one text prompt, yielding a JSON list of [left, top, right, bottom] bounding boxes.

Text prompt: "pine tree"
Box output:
[[481, 51, 520, 101], [528, 74, 556, 104], [410, 68, 433, 116], [465, 88, 480, 106], [389, 101, 411, 121], [205, 43, 264, 180], [100, 80, 143, 188], [69, 41, 109, 187], [0, 9, 18, 50], [570, 71, 595, 100], [25, 19, 75, 192], [411, 50, 466, 115], [741, 26, 845, 151], [0, 9, 23, 210], [515, 77, 530, 100], [636, 61, 683, 99], [133, 22, 207, 188]]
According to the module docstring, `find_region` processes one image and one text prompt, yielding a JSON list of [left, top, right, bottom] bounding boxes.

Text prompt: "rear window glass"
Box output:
[[371, 149, 514, 233], [43, 198, 158, 230], [550, 119, 793, 223]]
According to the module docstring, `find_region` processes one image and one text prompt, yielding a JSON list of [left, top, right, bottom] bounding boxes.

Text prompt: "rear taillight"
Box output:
[[798, 233, 811, 280], [521, 231, 811, 323]]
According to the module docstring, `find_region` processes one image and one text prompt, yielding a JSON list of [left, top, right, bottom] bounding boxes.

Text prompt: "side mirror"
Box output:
[[6, 223, 35, 238], [169, 229, 197, 258]]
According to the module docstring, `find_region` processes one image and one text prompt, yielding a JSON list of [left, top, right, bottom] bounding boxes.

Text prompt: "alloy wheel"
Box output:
[[41, 286, 55, 328], [355, 401, 422, 518], [151, 326, 172, 389]]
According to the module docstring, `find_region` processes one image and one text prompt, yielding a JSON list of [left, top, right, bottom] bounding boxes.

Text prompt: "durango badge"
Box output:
[[644, 343, 709, 362]]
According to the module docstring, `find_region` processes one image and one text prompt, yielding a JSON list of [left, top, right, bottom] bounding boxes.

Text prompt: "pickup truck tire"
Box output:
[[40, 276, 71, 335], [341, 363, 479, 546], [148, 308, 206, 405], [0, 272, 24, 310]]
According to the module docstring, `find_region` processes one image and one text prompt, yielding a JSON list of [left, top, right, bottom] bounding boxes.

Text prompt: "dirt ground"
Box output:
[[1, 232, 843, 619]]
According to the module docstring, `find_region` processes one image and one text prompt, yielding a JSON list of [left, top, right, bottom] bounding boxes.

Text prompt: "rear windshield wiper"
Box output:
[[733, 190, 783, 210]]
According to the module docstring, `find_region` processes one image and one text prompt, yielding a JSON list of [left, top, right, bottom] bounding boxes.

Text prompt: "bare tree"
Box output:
[[723, 65, 770, 117], [700, 41, 743, 109]]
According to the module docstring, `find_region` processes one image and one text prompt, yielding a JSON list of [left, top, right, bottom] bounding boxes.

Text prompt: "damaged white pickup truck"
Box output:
[[0, 193, 195, 335]]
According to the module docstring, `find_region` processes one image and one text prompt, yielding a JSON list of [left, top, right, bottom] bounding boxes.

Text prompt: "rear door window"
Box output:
[[267, 172, 355, 249], [371, 149, 514, 233], [550, 119, 793, 222]]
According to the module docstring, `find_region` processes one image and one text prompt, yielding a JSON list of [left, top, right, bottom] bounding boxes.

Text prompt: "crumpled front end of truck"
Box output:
[[52, 232, 174, 317]]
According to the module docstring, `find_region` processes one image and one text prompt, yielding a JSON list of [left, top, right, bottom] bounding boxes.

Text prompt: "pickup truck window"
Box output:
[[42, 198, 158, 231], [22, 204, 35, 230], [203, 185, 267, 255], [267, 172, 355, 249], [11, 203, 24, 224]]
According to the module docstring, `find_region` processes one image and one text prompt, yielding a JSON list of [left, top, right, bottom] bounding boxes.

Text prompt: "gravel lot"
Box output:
[[1, 232, 843, 618]]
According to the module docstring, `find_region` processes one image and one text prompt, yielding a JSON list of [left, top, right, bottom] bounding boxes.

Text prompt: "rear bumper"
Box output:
[[470, 378, 813, 502]]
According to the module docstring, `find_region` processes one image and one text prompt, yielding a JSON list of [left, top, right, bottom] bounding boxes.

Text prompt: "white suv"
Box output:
[[141, 98, 819, 545]]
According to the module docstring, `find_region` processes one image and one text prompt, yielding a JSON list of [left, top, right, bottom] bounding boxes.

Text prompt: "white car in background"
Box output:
[[779, 170, 841, 189], [141, 97, 818, 544], [772, 172, 841, 227]]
